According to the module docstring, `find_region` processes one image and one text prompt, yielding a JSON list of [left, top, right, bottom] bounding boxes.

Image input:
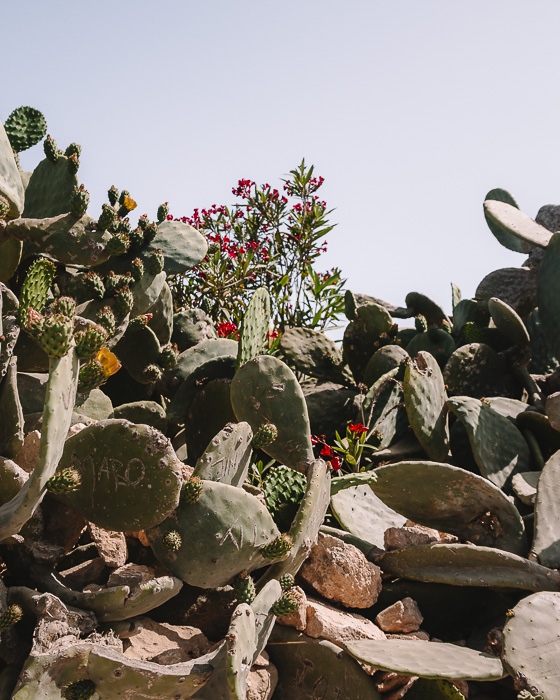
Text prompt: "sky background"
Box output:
[[4, 1, 559, 320]]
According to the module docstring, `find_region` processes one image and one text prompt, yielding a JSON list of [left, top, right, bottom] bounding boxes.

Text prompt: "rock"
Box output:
[[374, 671, 417, 694], [58, 557, 107, 589], [13, 430, 40, 472], [375, 598, 423, 634], [107, 563, 156, 588], [122, 616, 211, 663], [305, 597, 386, 646], [387, 630, 430, 641], [299, 533, 382, 608], [276, 586, 307, 631], [247, 652, 278, 700], [384, 526, 439, 550], [546, 392, 560, 431], [88, 522, 127, 568]]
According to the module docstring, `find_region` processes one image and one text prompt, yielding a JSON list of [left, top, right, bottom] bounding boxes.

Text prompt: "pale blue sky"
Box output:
[[5, 1, 560, 316]]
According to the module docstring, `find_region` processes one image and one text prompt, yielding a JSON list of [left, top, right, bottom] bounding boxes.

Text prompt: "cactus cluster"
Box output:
[[1, 106, 560, 698]]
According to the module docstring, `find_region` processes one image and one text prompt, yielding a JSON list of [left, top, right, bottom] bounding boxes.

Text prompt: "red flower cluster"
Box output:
[[216, 321, 239, 339], [232, 179, 255, 199], [311, 435, 341, 471], [348, 423, 367, 435]]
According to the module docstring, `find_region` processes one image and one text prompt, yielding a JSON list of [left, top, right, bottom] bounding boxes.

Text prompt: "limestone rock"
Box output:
[[13, 430, 40, 472], [375, 597, 423, 634], [247, 652, 278, 700], [88, 522, 127, 568], [305, 597, 386, 646], [107, 563, 155, 588], [299, 533, 382, 608]]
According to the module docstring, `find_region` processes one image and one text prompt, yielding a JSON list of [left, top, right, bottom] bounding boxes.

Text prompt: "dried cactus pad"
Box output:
[[57, 419, 183, 531]]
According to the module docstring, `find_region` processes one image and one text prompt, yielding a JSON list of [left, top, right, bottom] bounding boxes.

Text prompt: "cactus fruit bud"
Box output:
[[108, 185, 119, 206], [114, 285, 134, 316], [148, 249, 165, 276], [181, 476, 203, 504], [162, 530, 182, 552], [18, 257, 57, 326], [96, 306, 116, 335], [25, 308, 44, 339], [260, 533, 293, 560], [43, 134, 60, 162], [130, 257, 144, 282], [104, 271, 130, 296], [64, 143, 82, 159], [128, 314, 153, 332], [143, 221, 158, 245], [67, 152, 80, 174], [141, 363, 163, 383], [279, 573, 295, 591], [46, 468, 81, 494], [49, 296, 76, 318], [0, 604, 23, 630], [0, 196, 9, 220], [70, 185, 90, 218], [38, 314, 74, 358], [159, 344, 179, 370], [233, 571, 256, 604], [414, 315, 428, 333], [106, 233, 130, 256], [252, 422, 278, 450], [74, 324, 108, 359], [115, 218, 131, 235], [269, 591, 298, 617], [157, 202, 169, 223], [97, 204, 118, 233], [83, 272, 105, 301], [62, 679, 96, 700], [78, 348, 121, 392], [128, 227, 145, 250]]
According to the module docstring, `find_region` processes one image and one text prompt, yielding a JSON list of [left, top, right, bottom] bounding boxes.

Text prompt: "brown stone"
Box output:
[[276, 586, 307, 631], [59, 557, 107, 589], [384, 526, 438, 550], [299, 533, 382, 608], [14, 430, 41, 472], [88, 523, 127, 568], [375, 597, 423, 634], [374, 671, 417, 694], [247, 652, 278, 700], [387, 630, 430, 641], [122, 616, 211, 663], [107, 563, 155, 588]]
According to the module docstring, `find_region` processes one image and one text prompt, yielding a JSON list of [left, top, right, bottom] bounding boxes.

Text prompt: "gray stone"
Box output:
[[375, 597, 423, 634], [305, 597, 386, 645]]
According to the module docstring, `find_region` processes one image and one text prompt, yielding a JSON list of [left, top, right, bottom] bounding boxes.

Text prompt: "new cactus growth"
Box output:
[[62, 679, 96, 700], [0, 604, 23, 630], [260, 533, 293, 560], [233, 570, 256, 604], [46, 467, 81, 494], [270, 590, 298, 616]]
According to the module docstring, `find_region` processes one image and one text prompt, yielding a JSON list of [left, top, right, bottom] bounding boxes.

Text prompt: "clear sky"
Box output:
[[4, 1, 559, 317]]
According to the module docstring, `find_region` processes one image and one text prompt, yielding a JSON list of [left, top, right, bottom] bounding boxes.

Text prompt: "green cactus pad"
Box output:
[[484, 198, 551, 249], [343, 301, 394, 382], [113, 324, 163, 384], [279, 326, 354, 385], [447, 396, 530, 492], [377, 543, 560, 591], [4, 107, 47, 153], [142, 219, 208, 274], [22, 154, 79, 219], [230, 355, 314, 473], [268, 625, 381, 699], [166, 338, 238, 424], [537, 231, 560, 360], [225, 603, 257, 700], [405, 678, 466, 699], [476, 266, 538, 319], [483, 188, 530, 252], [367, 461, 527, 554], [147, 479, 281, 588], [404, 351, 449, 461], [0, 356, 24, 458], [502, 591, 560, 700], [8, 213, 112, 267], [488, 297, 530, 347], [86, 645, 213, 698], [258, 460, 330, 585], [343, 638, 505, 681], [193, 421, 253, 487], [362, 367, 409, 450], [331, 483, 405, 550], [0, 123, 25, 218], [405, 292, 451, 327], [172, 308, 217, 351], [443, 343, 507, 398], [532, 451, 560, 568], [406, 327, 456, 368], [363, 344, 408, 387], [236, 286, 271, 369], [263, 465, 307, 531], [112, 400, 167, 433], [57, 419, 183, 531], [0, 349, 79, 541]]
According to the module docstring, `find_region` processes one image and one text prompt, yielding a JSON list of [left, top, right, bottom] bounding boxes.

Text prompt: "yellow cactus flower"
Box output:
[[96, 347, 121, 377], [122, 195, 137, 212]]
